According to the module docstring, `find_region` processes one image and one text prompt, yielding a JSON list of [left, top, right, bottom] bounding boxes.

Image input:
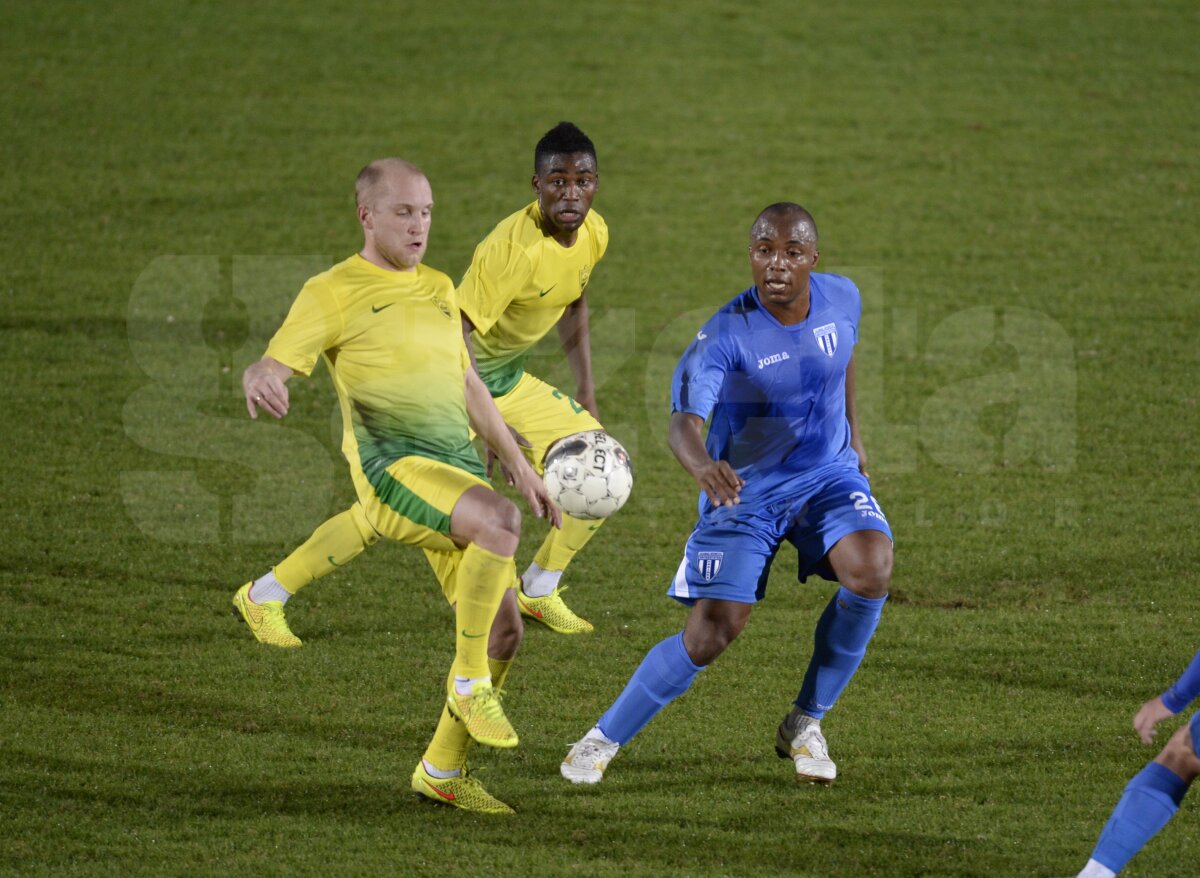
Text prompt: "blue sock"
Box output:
[[596, 632, 704, 744], [796, 586, 887, 719], [1091, 761, 1188, 872]]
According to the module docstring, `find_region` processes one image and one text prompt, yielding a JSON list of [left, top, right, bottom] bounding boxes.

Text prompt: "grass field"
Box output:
[[2, 1, 1199, 875]]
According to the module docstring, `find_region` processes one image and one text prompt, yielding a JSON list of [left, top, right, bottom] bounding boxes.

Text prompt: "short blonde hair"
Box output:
[[354, 158, 426, 210]]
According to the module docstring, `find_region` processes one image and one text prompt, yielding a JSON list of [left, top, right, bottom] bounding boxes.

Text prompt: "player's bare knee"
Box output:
[[1157, 725, 1200, 782], [684, 630, 730, 666], [714, 621, 745, 654], [493, 497, 522, 540], [840, 565, 890, 599], [472, 497, 521, 556], [830, 533, 892, 599], [684, 602, 749, 665]]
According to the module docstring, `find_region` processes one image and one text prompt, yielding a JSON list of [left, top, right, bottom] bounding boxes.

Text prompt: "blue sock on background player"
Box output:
[[597, 632, 704, 743], [796, 586, 887, 718], [1088, 761, 1187, 873]]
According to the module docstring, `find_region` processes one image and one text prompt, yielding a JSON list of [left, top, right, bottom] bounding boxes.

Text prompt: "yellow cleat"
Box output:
[[446, 681, 518, 749], [231, 582, 302, 648], [516, 586, 593, 634], [411, 762, 514, 814]]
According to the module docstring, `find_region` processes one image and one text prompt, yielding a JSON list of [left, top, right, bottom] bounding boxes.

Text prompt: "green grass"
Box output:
[[2, 0, 1199, 875]]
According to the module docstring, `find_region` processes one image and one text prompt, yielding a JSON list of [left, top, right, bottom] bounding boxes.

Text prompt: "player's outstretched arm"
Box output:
[[557, 293, 599, 419], [243, 356, 294, 419], [464, 368, 561, 528], [668, 411, 744, 507], [1133, 696, 1175, 745]]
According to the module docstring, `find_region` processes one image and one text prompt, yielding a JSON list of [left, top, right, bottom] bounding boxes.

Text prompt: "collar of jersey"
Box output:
[[353, 252, 423, 282]]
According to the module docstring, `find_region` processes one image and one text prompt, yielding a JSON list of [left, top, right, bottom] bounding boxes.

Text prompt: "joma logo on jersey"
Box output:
[[756, 351, 791, 370], [813, 323, 838, 357]]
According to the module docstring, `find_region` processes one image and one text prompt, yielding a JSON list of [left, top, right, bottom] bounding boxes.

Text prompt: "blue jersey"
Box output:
[[672, 274, 861, 493]]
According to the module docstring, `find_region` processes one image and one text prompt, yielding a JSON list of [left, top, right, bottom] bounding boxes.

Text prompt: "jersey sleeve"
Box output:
[[671, 321, 736, 420], [264, 277, 342, 377], [849, 279, 859, 345], [844, 278, 862, 345], [1161, 647, 1200, 713], [456, 239, 532, 335]]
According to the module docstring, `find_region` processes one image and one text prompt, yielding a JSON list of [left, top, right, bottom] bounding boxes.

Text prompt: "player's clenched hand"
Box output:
[[511, 461, 562, 529], [243, 357, 292, 419], [486, 425, 531, 486], [696, 461, 745, 508], [1133, 696, 1174, 745]]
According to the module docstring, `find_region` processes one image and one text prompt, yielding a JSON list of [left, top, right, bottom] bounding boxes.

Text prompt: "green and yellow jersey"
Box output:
[[457, 201, 608, 396], [266, 254, 485, 482]]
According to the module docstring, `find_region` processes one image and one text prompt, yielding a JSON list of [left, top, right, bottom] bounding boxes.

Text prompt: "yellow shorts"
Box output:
[[349, 454, 489, 553], [494, 373, 603, 474]]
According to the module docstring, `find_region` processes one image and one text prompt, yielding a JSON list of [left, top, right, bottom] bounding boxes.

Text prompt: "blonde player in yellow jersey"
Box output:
[[453, 121, 615, 636], [234, 158, 559, 814]]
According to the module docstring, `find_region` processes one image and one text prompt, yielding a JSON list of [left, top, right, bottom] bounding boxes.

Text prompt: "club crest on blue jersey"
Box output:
[[697, 551, 724, 582], [813, 322, 838, 358]]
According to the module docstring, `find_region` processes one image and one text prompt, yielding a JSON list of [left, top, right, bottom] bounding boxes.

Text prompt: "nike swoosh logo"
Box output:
[[327, 555, 344, 567], [461, 629, 486, 638], [538, 285, 557, 298], [425, 781, 455, 801], [372, 303, 394, 313], [516, 593, 544, 619]]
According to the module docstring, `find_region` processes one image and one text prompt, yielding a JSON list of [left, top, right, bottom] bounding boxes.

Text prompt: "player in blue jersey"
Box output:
[[1073, 647, 1200, 877], [561, 202, 893, 786]]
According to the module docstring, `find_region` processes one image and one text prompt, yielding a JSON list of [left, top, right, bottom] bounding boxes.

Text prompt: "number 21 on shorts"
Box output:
[[849, 490, 887, 522]]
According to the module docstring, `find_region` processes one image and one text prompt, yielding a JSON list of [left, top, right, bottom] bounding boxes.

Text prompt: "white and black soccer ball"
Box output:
[[542, 431, 633, 520]]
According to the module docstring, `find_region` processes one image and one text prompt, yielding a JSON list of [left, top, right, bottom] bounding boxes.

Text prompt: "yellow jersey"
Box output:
[[266, 254, 485, 480], [457, 201, 608, 395]]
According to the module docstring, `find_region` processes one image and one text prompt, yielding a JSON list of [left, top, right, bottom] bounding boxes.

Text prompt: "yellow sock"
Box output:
[[274, 504, 378, 594], [452, 543, 514, 681], [532, 514, 605, 574], [422, 547, 461, 605], [488, 657, 514, 690], [424, 657, 515, 771]]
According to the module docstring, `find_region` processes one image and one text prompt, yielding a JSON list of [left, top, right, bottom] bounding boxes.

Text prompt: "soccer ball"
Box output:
[[543, 431, 633, 520]]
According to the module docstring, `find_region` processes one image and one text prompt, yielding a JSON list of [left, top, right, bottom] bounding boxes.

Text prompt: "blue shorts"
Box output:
[[667, 463, 892, 605], [1190, 711, 1200, 758]]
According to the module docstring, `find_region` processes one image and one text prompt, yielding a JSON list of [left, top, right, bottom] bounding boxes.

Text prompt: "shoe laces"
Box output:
[[798, 726, 829, 759], [572, 737, 616, 764], [472, 685, 506, 720]]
